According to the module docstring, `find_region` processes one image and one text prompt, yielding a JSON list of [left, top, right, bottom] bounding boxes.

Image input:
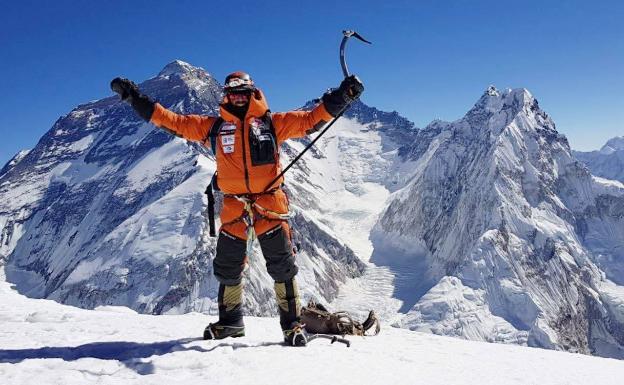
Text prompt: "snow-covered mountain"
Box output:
[[0, 60, 364, 316], [372, 86, 624, 357], [3, 61, 624, 360], [573, 136, 624, 183]]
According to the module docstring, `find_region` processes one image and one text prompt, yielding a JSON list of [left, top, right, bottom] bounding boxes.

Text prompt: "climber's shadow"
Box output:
[[0, 338, 205, 375], [0, 338, 286, 375]]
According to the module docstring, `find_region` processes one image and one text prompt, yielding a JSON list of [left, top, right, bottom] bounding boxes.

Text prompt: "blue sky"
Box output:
[[0, 0, 622, 166]]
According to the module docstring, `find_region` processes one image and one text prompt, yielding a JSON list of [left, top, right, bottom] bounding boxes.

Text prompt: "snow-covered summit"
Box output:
[[157, 59, 210, 79], [465, 86, 553, 139], [471, 86, 535, 115], [574, 136, 624, 183], [600, 136, 624, 155]]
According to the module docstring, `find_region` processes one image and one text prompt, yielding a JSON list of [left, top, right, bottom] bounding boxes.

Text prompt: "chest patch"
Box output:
[[221, 134, 235, 146], [221, 122, 236, 132], [218, 122, 237, 154], [250, 118, 267, 136]]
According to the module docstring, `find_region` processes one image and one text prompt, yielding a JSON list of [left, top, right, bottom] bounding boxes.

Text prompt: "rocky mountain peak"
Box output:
[[139, 61, 223, 116], [600, 136, 624, 155], [574, 135, 624, 183], [157, 60, 208, 78], [470, 86, 535, 116], [374, 83, 624, 358]]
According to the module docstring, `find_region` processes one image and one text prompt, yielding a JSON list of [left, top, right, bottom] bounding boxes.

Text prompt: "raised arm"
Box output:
[[272, 104, 333, 143], [110, 78, 214, 143], [150, 104, 214, 142], [272, 75, 364, 143]]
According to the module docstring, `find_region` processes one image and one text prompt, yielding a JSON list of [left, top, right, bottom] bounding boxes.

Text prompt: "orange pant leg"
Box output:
[[219, 196, 247, 239]]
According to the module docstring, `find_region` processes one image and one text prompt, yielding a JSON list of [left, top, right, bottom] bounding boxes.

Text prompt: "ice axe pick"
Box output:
[[340, 30, 372, 78]]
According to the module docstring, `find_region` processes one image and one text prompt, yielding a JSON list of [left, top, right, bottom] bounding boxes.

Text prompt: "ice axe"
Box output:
[[262, 30, 371, 192]]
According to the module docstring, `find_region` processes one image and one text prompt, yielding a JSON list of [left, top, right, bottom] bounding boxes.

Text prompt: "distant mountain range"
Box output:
[[2, 62, 624, 359], [573, 136, 624, 183]]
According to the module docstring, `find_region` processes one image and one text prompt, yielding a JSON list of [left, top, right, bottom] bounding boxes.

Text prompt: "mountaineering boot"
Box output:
[[204, 321, 245, 340], [283, 321, 308, 346], [204, 283, 245, 340]]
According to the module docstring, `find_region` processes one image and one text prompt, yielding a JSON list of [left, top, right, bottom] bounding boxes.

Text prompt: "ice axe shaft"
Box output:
[[340, 30, 371, 78]]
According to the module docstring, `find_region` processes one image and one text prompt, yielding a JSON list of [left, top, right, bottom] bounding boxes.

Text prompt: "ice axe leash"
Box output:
[[262, 30, 371, 192]]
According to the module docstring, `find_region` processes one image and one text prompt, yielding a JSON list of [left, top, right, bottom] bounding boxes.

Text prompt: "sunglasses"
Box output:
[[226, 90, 252, 96]]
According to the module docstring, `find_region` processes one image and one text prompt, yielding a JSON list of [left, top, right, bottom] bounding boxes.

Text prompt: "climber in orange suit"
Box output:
[[111, 71, 363, 346]]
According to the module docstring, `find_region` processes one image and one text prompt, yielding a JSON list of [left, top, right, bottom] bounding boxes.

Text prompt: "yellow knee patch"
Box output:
[[274, 279, 301, 314], [223, 283, 243, 312]]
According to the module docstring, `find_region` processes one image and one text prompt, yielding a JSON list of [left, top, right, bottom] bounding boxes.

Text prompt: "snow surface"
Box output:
[[1, 271, 623, 385]]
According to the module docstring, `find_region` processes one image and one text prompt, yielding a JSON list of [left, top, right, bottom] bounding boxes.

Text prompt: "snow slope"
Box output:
[[1, 273, 623, 385]]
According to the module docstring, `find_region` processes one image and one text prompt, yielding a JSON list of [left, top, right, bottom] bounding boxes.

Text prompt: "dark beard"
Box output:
[[224, 102, 249, 121]]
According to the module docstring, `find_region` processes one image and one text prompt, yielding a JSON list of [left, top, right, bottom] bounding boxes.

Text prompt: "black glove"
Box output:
[[110, 77, 155, 122], [111, 77, 138, 101], [341, 75, 364, 99], [321, 75, 364, 117]]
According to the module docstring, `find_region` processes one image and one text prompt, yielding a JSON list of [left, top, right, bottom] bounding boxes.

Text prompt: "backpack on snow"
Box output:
[[300, 301, 380, 336]]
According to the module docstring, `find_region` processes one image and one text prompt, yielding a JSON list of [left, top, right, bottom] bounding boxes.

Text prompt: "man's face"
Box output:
[[228, 92, 250, 107]]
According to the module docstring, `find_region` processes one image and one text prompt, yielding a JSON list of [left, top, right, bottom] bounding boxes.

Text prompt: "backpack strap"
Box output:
[[203, 117, 224, 237], [203, 117, 224, 155], [204, 183, 216, 237]]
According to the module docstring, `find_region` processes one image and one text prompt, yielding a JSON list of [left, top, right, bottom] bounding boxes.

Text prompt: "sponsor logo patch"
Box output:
[[222, 145, 234, 154], [221, 123, 236, 132], [221, 134, 235, 145]]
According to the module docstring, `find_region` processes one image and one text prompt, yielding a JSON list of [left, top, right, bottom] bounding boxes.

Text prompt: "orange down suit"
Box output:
[[150, 89, 333, 240]]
